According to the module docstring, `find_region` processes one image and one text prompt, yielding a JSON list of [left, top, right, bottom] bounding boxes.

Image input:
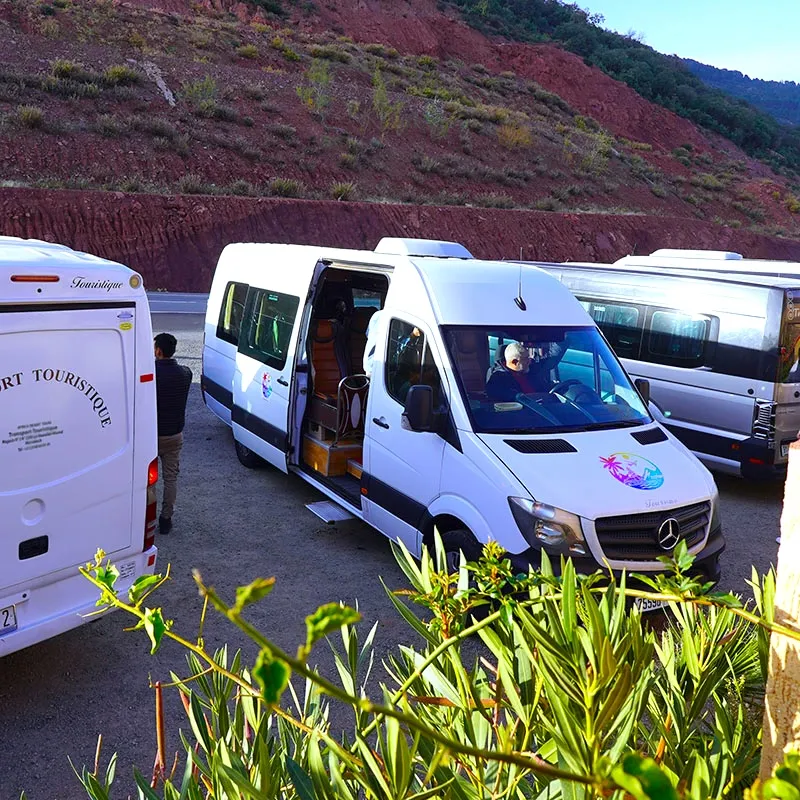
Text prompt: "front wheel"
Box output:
[[235, 438, 265, 469], [436, 529, 483, 574]]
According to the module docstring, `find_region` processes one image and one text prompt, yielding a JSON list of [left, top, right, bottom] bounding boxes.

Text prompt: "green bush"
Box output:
[[268, 176, 304, 197], [331, 180, 357, 200], [17, 105, 44, 128], [67, 537, 789, 800], [236, 44, 259, 59], [102, 64, 140, 86]]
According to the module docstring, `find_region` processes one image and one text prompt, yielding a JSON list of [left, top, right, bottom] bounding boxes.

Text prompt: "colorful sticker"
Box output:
[[600, 452, 664, 490], [261, 372, 272, 399]]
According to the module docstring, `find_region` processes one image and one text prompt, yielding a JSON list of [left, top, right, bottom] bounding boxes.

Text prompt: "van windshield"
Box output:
[[443, 325, 651, 434]]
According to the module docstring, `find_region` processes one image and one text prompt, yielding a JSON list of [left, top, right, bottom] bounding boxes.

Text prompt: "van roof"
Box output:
[[0, 236, 128, 271], [551, 258, 800, 291], [611, 248, 800, 279]]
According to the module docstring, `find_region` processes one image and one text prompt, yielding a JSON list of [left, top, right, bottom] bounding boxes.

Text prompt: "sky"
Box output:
[[581, 0, 799, 83]]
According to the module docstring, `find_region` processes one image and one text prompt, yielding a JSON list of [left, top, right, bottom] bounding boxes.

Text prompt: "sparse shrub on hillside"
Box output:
[[271, 36, 301, 62], [423, 100, 452, 140], [691, 172, 725, 191], [372, 68, 404, 136], [309, 45, 351, 63], [266, 122, 298, 142], [103, 64, 140, 86], [650, 183, 669, 198], [471, 62, 488, 73], [787, 195, 800, 213], [497, 122, 532, 148], [331, 181, 357, 200], [94, 114, 126, 137], [413, 154, 442, 174], [236, 44, 259, 59], [246, 0, 285, 14], [535, 196, 563, 211], [226, 179, 258, 196], [581, 131, 614, 174], [50, 59, 94, 82], [417, 54, 438, 70], [38, 18, 60, 37], [181, 75, 217, 106], [175, 173, 212, 195], [243, 83, 266, 100], [477, 192, 516, 208], [43, 76, 100, 98], [16, 105, 44, 129], [445, 101, 510, 124], [268, 177, 304, 197], [296, 58, 331, 120]]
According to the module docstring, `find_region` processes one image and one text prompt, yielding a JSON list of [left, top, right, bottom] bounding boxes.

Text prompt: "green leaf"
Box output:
[[133, 768, 163, 800], [253, 648, 290, 705], [286, 756, 317, 800], [233, 577, 276, 613], [305, 603, 361, 653], [128, 574, 162, 605], [135, 607, 170, 654], [612, 753, 678, 800], [96, 562, 120, 594]]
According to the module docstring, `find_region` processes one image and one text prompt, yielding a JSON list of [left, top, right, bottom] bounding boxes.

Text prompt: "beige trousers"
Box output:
[[157, 432, 183, 520]]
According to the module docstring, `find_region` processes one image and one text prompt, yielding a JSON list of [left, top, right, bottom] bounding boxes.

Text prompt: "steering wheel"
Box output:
[[548, 379, 584, 397]]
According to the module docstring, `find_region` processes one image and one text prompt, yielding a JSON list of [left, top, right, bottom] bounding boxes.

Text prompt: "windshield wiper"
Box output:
[[581, 419, 648, 431]]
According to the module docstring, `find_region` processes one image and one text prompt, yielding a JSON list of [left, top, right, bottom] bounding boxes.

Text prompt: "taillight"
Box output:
[[144, 458, 158, 551], [10, 274, 60, 282], [148, 458, 159, 486]]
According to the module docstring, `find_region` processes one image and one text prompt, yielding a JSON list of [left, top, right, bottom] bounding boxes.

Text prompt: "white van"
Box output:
[[201, 238, 724, 584], [531, 255, 800, 479], [0, 237, 158, 657]]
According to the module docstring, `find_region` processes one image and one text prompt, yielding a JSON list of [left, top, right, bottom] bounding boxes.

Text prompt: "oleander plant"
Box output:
[[47, 536, 800, 800]]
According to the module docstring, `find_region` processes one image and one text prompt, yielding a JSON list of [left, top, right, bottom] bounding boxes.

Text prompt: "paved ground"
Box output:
[[0, 310, 784, 800]]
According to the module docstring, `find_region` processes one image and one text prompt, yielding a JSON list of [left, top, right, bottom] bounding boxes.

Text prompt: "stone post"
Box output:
[[760, 439, 800, 780]]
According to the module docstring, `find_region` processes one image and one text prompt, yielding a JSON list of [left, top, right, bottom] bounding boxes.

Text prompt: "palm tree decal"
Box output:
[[600, 452, 664, 490]]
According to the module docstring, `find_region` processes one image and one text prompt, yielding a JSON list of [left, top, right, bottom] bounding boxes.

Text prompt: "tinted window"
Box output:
[[647, 310, 710, 366], [239, 288, 299, 370], [579, 298, 642, 359], [216, 281, 248, 346], [385, 319, 444, 407]]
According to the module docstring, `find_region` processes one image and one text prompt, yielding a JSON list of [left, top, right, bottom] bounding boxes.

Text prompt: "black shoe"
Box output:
[[159, 516, 172, 535]]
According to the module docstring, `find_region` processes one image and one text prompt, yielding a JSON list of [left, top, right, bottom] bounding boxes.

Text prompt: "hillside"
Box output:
[[684, 59, 800, 127], [0, 0, 799, 289]]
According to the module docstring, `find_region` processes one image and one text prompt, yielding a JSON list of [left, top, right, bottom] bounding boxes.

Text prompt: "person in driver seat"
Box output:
[[486, 340, 564, 401]]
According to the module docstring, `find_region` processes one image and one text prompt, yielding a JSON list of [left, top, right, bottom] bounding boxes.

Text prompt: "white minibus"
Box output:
[[535, 249, 800, 479], [202, 238, 724, 586], [0, 237, 159, 656]]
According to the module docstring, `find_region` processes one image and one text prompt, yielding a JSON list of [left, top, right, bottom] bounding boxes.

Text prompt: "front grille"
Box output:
[[594, 501, 710, 560]]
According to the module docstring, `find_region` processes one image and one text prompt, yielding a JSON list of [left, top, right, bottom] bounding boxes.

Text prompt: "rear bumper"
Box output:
[[506, 523, 725, 586], [0, 547, 157, 659]]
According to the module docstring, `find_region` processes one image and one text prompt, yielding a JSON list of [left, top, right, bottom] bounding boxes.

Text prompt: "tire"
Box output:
[[234, 438, 265, 469], [436, 529, 482, 574]]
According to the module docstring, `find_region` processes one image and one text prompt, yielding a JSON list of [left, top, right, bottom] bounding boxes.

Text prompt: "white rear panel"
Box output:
[[0, 304, 136, 587]]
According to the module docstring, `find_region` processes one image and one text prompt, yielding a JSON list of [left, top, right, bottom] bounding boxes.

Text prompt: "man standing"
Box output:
[[154, 332, 192, 535]]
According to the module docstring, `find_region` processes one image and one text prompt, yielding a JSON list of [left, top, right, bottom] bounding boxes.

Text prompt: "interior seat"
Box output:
[[349, 306, 377, 375], [452, 330, 489, 395]]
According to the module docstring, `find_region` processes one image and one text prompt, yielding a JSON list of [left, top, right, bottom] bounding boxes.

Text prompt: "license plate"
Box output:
[[634, 598, 668, 613], [0, 604, 17, 637]]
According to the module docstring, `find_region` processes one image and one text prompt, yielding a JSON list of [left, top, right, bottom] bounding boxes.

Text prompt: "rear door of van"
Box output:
[[0, 301, 138, 625]]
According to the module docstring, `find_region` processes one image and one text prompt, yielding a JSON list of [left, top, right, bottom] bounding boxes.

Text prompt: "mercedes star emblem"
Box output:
[[657, 518, 681, 551]]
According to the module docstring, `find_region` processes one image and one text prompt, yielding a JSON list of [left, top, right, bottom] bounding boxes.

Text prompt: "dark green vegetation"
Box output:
[[442, 0, 800, 176], [685, 59, 800, 127]]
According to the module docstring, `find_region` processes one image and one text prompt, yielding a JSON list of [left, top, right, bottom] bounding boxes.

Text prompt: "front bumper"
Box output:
[[505, 523, 725, 586]]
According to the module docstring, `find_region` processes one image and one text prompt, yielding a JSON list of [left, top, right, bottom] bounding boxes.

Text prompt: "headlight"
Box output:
[[508, 497, 586, 555], [710, 486, 721, 531]]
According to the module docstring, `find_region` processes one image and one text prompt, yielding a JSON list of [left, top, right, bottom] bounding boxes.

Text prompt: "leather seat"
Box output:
[[349, 306, 377, 375], [452, 330, 488, 395], [310, 319, 346, 401]]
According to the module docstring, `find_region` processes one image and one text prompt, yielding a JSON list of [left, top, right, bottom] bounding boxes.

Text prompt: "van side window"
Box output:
[[217, 281, 249, 345], [239, 288, 300, 370], [385, 319, 443, 407], [579, 298, 642, 359], [647, 310, 710, 366]]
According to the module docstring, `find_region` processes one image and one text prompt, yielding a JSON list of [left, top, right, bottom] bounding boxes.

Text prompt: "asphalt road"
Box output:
[[0, 310, 785, 800]]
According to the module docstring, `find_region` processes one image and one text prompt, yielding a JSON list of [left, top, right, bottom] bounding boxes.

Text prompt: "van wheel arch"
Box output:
[[234, 437, 265, 469], [423, 515, 482, 570]]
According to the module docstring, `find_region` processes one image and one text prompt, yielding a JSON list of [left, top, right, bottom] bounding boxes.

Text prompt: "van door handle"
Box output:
[[277, 377, 289, 386], [372, 417, 390, 429]]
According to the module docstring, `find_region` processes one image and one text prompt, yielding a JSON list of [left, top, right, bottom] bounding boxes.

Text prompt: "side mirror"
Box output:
[[403, 385, 435, 432], [634, 378, 650, 407]]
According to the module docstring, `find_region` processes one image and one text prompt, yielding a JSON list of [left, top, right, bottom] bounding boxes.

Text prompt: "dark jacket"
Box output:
[[486, 343, 566, 401], [155, 358, 193, 436]]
